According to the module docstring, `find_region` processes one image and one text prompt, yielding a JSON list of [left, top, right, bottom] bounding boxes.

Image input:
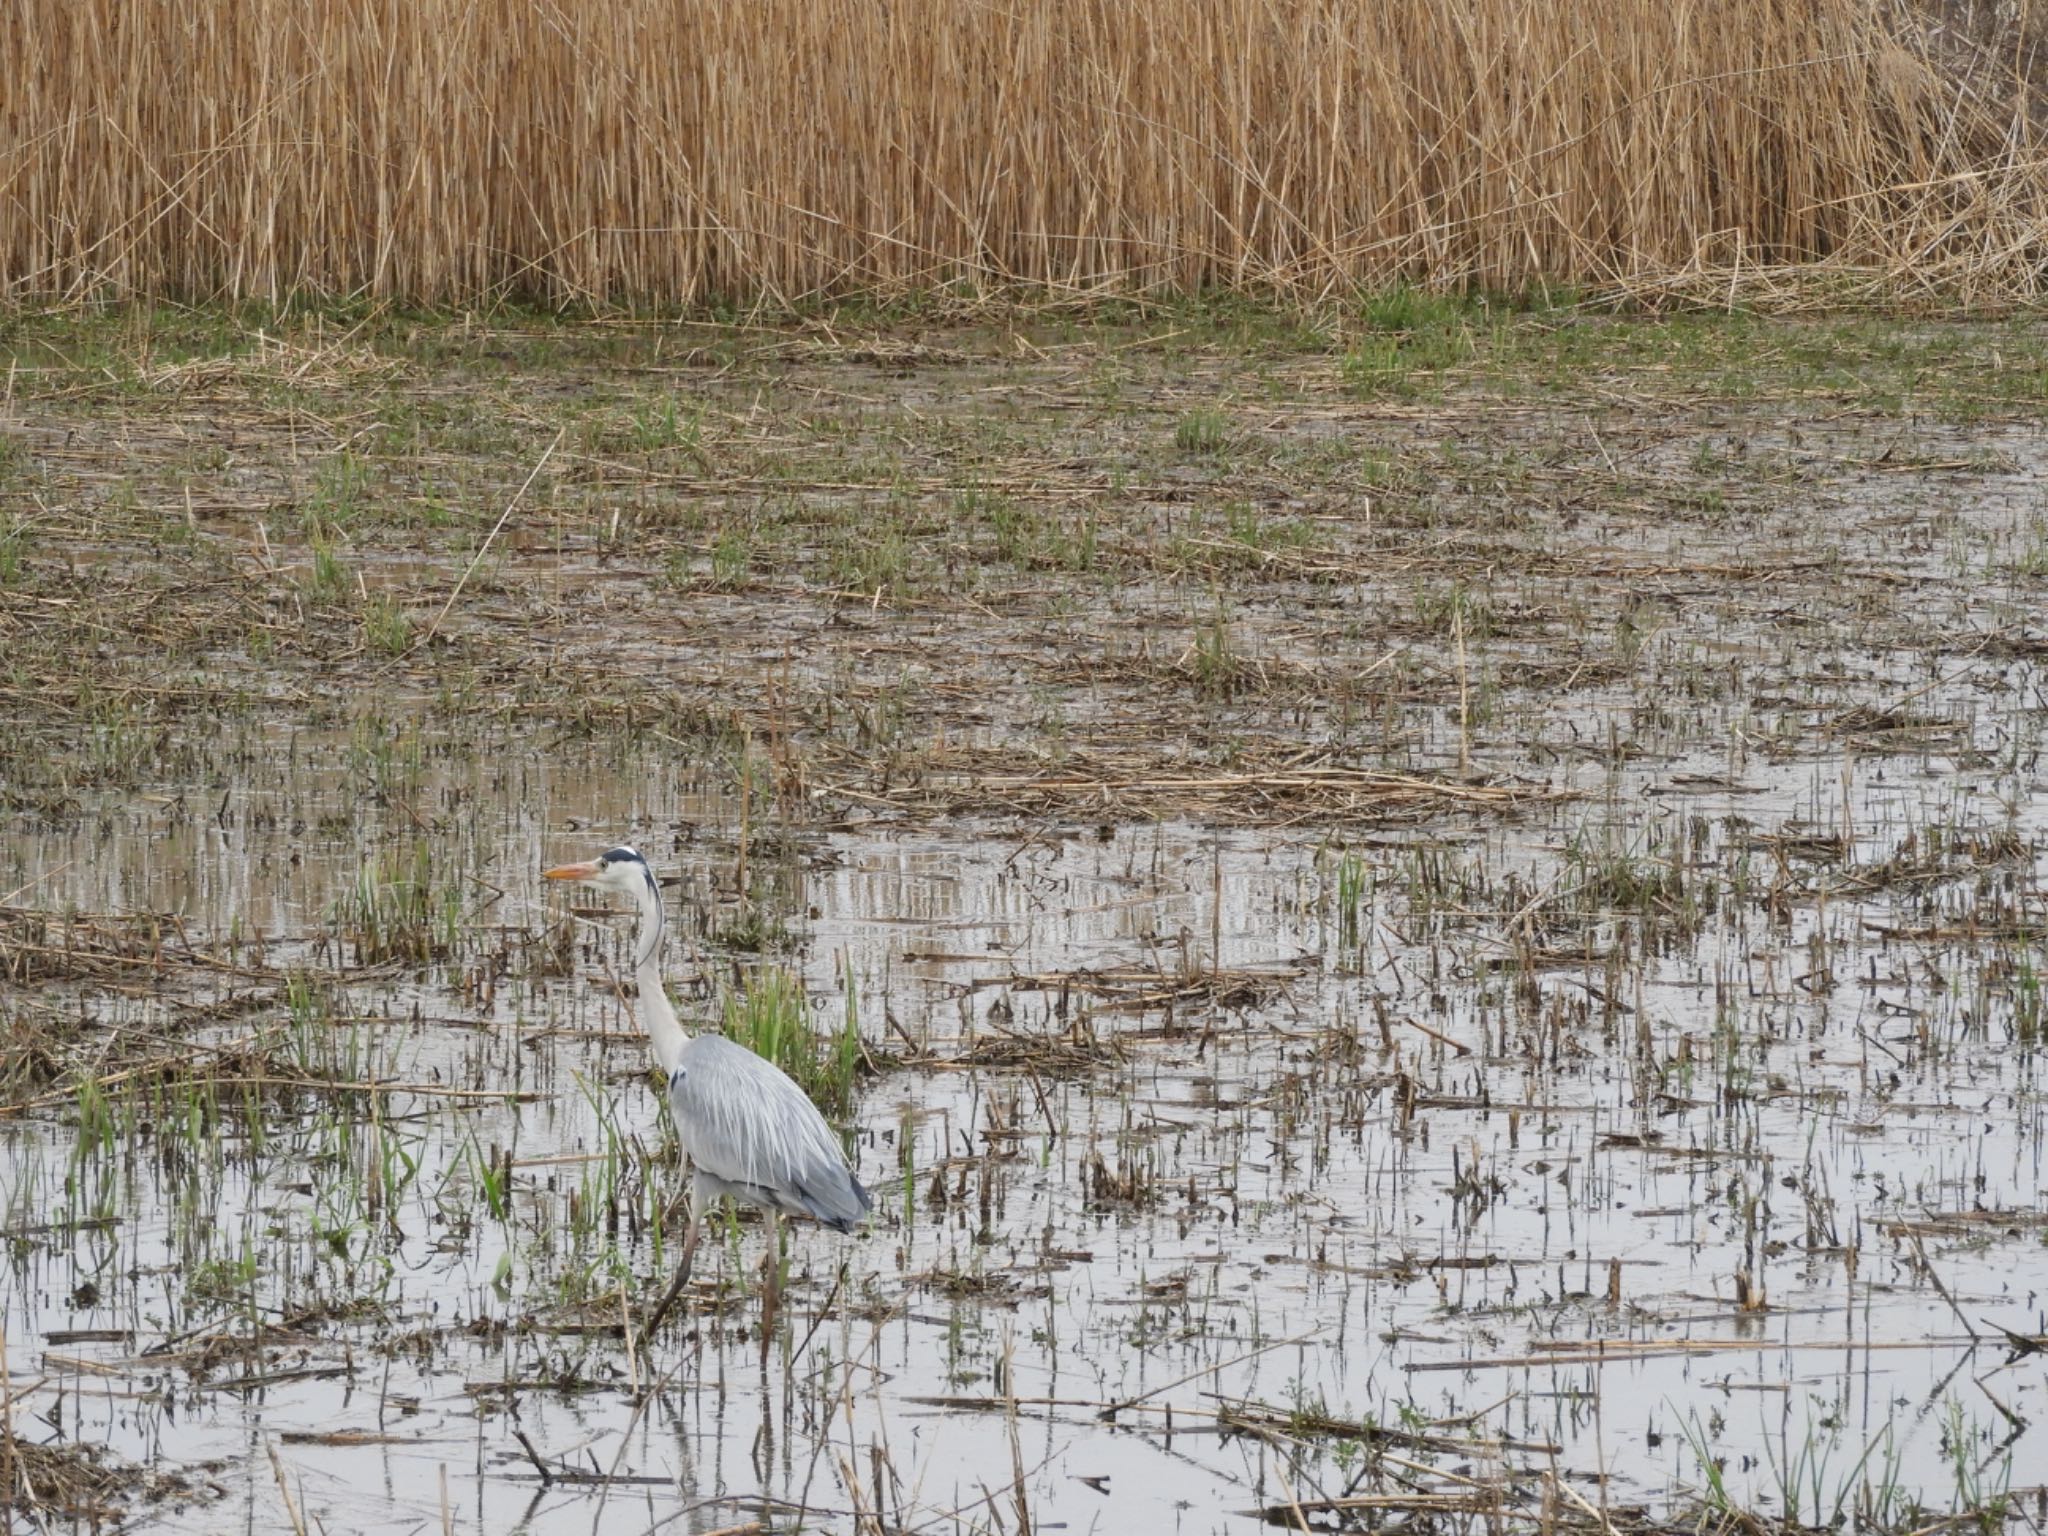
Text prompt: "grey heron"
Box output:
[[544, 846, 871, 1338]]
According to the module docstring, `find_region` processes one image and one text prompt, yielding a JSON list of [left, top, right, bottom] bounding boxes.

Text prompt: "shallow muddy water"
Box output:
[[3, 310, 2048, 1533], [6, 700, 2045, 1534]]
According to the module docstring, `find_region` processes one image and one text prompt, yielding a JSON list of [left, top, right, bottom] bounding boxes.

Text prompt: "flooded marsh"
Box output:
[[2, 300, 2047, 1533]]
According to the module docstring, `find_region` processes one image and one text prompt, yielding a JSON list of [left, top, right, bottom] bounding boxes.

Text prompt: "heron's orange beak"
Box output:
[[544, 860, 601, 883]]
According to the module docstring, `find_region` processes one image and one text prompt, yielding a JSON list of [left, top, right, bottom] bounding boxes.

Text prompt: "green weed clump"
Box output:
[[1174, 408, 1232, 456], [0, 522, 26, 586], [331, 842, 458, 965], [362, 595, 412, 654], [719, 966, 861, 1118]]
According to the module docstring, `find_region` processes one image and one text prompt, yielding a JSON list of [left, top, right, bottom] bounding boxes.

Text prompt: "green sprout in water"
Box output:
[[362, 594, 412, 655], [307, 534, 349, 600], [1174, 407, 1232, 456], [330, 841, 452, 965]]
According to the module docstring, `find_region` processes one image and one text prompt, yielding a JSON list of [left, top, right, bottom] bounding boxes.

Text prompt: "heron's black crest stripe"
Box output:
[[598, 846, 643, 867]]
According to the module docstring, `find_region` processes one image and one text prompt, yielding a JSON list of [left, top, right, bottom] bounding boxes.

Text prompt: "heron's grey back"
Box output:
[[667, 1033, 872, 1232]]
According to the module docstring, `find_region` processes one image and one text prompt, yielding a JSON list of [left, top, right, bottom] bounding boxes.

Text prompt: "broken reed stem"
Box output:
[[1550, 1471, 1621, 1536], [0, 1321, 16, 1518], [265, 1441, 309, 1536], [1454, 605, 1471, 777], [3, 1075, 545, 1118], [737, 728, 751, 914], [1210, 839, 1222, 979], [2, 0, 2044, 306], [413, 427, 561, 653]]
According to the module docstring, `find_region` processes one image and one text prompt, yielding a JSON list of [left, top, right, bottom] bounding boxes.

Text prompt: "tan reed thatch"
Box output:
[[2, 0, 2043, 307]]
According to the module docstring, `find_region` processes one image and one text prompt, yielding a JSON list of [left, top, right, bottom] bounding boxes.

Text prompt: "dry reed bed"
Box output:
[[3, 0, 2044, 305]]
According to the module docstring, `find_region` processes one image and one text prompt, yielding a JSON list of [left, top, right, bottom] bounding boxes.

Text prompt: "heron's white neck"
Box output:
[[627, 864, 688, 1077]]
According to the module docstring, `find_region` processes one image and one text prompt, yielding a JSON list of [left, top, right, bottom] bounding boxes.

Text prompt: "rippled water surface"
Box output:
[[3, 310, 2047, 1533]]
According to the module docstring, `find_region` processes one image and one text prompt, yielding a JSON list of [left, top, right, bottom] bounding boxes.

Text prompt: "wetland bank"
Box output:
[[1, 296, 2046, 1533]]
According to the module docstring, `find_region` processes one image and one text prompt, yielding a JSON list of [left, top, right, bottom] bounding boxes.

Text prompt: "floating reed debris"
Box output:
[[950, 1032, 1114, 1077], [998, 963, 1300, 1012], [2, 0, 2044, 304], [0, 906, 280, 985], [0, 1435, 213, 1527], [823, 752, 1566, 825], [1214, 1396, 1561, 1456]]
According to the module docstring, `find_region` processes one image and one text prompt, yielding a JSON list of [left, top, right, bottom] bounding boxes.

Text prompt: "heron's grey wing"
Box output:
[[667, 1034, 872, 1232]]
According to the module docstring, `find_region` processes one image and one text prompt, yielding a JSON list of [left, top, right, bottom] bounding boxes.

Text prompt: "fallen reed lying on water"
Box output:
[[820, 749, 1570, 823]]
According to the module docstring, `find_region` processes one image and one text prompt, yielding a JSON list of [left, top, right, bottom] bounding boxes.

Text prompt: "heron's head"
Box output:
[[544, 845, 654, 896]]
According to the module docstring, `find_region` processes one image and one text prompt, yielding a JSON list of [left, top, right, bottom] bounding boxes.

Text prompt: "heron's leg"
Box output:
[[641, 1182, 706, 1342], [759, 1209, 783, 1333]]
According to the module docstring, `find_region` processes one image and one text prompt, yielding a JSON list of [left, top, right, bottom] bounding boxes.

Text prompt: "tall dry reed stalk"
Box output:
[[2, 0, 2042, 307]]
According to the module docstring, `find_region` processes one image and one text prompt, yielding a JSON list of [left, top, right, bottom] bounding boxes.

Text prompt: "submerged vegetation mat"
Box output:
[[0, 294, 2047, 1531]]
